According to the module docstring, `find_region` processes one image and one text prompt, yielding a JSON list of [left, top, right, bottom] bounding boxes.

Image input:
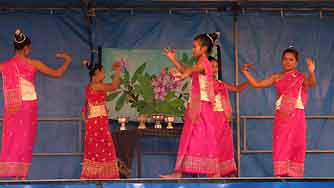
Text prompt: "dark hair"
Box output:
[[208, 44, 223, 80], [13, 29, 31, 50], [193, 32, 219, 54], [85, 62, 104, 81], [208, 56, 216, 61], [282, 47, 299, 62]]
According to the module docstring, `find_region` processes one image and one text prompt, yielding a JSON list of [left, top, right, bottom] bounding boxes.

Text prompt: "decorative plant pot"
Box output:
[[165, 115, 175, 129], [117, 116, 128, 131], [152, 114, 164, 129], [137, 115, 147, 129]]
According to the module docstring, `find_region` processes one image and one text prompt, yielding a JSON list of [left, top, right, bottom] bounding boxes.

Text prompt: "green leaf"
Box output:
[[133, 84, 142, 96], [173, 98, 184, 106], [137, 73, 146, 83], [165, 92, 176, 101], [179, 105, 186, 115], [155, 102, 169, 114], [188, 56, 197, 66], [123, 68, 130, 84], [107, 91, 121, 101], [115, 93, 127, 111], [156, 100, 184, 116], [119, 78, 124, 86], [137, 74, 154, 101], [180, 53, 196, 66], [138, 101, 155, 115], [183, 94, 190, 101], [130, 100, 142, 112], [145, 72, 153, 79], [142, 85, 154, 101], [181, 53, 189, 64], [131, 63, 146, 83], [181, 82, 189, 91], [165, 101, 184, 116]]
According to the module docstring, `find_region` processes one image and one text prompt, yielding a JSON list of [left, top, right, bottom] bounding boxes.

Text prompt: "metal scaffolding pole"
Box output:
[[233, 13, 241, 177]]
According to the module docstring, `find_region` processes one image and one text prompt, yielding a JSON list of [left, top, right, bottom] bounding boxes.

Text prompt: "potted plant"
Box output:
[[107, 52, 196, 125]]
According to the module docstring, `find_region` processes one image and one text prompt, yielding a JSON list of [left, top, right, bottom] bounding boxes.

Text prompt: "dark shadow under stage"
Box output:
[[1, 178, 334, 188]]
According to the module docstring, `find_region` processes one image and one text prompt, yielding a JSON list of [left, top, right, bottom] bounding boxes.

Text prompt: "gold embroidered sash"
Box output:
[[88, 104, 107, 118]]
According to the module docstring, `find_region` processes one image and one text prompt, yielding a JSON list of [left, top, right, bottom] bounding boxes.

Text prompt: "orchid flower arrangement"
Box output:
[[107, 53, 195, 117]]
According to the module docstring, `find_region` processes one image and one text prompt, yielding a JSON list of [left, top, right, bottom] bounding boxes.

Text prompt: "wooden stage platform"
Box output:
[[1, 177, 334, 188]]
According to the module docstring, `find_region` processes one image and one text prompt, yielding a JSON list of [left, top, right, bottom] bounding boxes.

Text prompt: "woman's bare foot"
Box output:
[[160, 172, 182, 178]]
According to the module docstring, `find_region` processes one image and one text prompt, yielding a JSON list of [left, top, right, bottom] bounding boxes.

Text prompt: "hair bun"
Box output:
[[14, 29, 26, 44], [15, 29, 21, 36], [207, 32, 220, 46], [82, 60, 93, 70]]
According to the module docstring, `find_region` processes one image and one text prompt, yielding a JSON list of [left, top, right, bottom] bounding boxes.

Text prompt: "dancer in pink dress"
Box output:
[[161, 33, 222, 178], [242, 47, 316, 177], [0, 29, 72, 179], [209, 55, 248, 177], [81, 62, 121, 179]]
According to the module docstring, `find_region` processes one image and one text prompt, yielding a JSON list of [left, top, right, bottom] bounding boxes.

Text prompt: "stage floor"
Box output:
[[1, 178, 334, 188]]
